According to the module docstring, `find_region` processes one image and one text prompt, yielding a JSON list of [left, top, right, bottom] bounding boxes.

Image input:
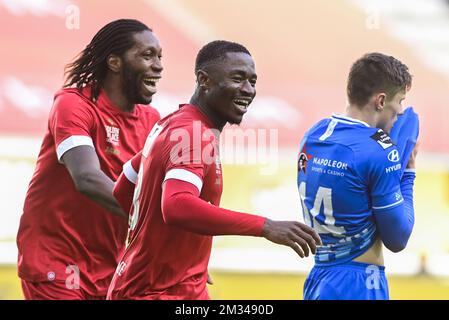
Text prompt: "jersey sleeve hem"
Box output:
[[123, 159, 138, 184], [164, 169, 203, 194], [372, 198, 404, 211], [56, 135, 94, 162]]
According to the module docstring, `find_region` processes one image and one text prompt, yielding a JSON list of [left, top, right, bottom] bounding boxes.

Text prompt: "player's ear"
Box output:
[[374, 93, 386, 111], [196, 70, 210, 93], [107, 54, 122, 73]]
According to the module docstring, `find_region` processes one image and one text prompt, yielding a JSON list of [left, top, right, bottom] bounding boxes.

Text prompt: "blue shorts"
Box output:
[[303, 261, 389, 300]]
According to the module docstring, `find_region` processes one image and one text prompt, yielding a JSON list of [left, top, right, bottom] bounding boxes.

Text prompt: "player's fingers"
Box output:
[[294, 229, 317, 255], [298, 223, 322, 246], [289, 234, 309, 257], [286, 239, 304, 258]]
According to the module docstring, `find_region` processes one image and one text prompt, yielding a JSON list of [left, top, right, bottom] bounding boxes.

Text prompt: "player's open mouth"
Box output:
[[233, 99, 251, 114], [142, 76, 161, 94]]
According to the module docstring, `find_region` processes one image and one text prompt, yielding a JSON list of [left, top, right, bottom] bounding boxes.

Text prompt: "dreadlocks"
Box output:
[[64, 19, 151, 101]]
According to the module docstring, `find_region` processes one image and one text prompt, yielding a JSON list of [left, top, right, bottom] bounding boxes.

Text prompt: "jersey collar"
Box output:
[[331, 114, 370, 127]]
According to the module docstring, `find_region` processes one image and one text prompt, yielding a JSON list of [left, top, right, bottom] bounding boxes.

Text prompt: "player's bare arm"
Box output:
[[62, 145, 127, 218]]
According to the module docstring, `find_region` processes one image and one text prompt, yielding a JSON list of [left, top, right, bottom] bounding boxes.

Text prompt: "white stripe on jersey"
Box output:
[[56, 135, 94, 162], [372, 198, 404, 210], [164, 169, 203, 193], [331, 114, 370, 127], [122, 159, 138, 184], [319, 119, 338, 141]]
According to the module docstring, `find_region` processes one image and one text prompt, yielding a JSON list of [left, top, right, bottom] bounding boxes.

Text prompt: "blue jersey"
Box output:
[[297, 114, 404, 266]]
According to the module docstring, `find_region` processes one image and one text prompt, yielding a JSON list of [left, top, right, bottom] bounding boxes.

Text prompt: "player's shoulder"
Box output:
[[158, 105, 217, 149], [365, 128, 396, 153], [164, 105, 212, 132], [303, 117, 332, 139], [135, 104, 161, 120], [51, 87, 95, 117], [317, 115, 395, 155], [355, 128, 402, 177], [329, 115, 394, 154], [54, 87, 90, 103]]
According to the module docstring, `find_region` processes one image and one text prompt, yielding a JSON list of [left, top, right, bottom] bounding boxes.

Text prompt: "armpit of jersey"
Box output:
[[389, 107, 419, 177]]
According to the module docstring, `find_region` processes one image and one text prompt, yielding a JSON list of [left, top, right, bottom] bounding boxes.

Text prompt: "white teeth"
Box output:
[[234, 99, 250, 107], [143, 77, 160, 86]]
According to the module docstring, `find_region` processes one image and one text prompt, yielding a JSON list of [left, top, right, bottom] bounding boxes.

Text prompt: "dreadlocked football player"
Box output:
[[17, 19, 162, 300]]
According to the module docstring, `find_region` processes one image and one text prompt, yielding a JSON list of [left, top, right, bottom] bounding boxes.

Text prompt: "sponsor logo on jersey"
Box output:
[[388, 149, 400, 162], [386, 163, 401, 173], [105, 125, 120, 146], [312, 157, 348, 170], [298, 146, 312, 173], [105, 146, 120, 156], [370, 129, 394, 149], [47, 271, 56, 281]]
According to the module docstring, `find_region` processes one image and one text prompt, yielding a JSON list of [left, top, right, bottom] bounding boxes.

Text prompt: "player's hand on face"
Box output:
[[406, 141, 419, 169], [262, 219, 322, 258]]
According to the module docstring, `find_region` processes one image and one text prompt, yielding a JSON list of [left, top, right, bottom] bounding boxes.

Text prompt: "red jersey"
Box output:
[[108, 104, 265, 300], [113, 152, 142, 217], [16, 87, 160, 296], [108, 104, 223, 299]]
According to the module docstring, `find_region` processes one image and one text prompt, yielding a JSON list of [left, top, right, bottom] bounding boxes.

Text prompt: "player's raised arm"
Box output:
[[373, 144, 418, 252]]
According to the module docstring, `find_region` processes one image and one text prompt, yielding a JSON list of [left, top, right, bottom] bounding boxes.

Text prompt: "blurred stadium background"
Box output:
[[1, 0, 449, 299]]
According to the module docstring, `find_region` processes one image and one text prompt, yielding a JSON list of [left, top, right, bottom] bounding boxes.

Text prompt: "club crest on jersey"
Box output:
[[298, 146, 312, 173], [370, 129, 394, 150], [105, 125, 120, 146]]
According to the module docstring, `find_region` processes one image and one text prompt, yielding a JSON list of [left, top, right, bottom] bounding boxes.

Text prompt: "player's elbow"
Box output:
[[384, 240, 407, 253], [382, 229, 412, 253], [72, 171, 93, 195]]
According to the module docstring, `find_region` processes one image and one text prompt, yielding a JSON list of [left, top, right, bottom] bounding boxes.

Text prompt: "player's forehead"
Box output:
[[215, 52, 257, 77], [130, 30, 162, 53]]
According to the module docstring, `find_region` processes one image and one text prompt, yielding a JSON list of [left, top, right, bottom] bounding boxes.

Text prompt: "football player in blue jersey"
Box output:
[[297, 52, 418, 300]]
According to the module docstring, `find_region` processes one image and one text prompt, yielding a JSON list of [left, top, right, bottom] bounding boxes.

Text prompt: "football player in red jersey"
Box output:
[[107, 41, 322, 300], [17, 19, 162, 299]]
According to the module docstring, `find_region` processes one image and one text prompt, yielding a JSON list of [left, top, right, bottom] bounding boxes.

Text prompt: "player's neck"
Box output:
[[190, 93, 226, 131], [345, 104, 377, 128], [102, 78, 135, 112]]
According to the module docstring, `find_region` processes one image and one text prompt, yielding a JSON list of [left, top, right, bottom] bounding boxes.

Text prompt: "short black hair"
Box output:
[[64, 19, 152, 101], [195, 40, 251, 73], [347, 52, 412, 106]]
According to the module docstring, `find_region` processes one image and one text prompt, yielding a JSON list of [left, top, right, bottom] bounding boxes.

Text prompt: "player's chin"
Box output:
[[227, 114, 244, 125], [136, 93, 154, 105]]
